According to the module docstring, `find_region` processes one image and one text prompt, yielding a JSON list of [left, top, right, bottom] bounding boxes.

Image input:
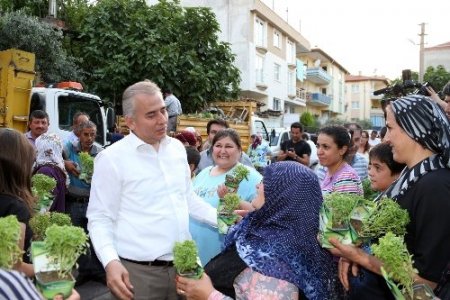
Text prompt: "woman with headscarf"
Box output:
[[177, 162, 340, 300], [247, 133, 272, 173], [34, 133, 68, 213], [328, 95, 450, 299]]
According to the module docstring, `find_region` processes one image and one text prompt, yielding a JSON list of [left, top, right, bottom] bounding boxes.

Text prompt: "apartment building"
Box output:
[[424, 41, 450, 72], [146, 0, 311, 129], [345, 75, 389, 130], [297, 48, 349, 125]]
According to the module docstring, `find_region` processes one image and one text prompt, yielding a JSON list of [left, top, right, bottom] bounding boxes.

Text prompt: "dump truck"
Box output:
[[0, 48, 114, 147]]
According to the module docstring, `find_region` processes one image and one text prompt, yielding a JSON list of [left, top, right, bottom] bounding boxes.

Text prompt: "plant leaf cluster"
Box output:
[[0, 215, 23, 269], [32, 173, 57, 211], [362, 178, 378, 201], [360, 198, 409, 238], [44, 224, 88, 278], [173, 240, 199, 274], [220, 193, 241, 214], [78, 152, 94, 183], [372, 232, 416, 298], [324, 193, 362, 228], [75, 0, 240, 110], [29, 212, 72, 241]]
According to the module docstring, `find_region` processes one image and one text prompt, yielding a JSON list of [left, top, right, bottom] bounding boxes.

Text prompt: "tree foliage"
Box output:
[[75, 0, 241, 111], [300, 111, 315, 127], [424, 65, 450, 92], [0, 10, 82, 82]]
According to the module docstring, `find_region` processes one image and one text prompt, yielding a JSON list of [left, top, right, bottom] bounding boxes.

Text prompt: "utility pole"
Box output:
[[418, 23, 426, 82]]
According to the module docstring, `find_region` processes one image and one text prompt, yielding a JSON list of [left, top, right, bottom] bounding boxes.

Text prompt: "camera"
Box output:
[[373, 69, 436, 98]]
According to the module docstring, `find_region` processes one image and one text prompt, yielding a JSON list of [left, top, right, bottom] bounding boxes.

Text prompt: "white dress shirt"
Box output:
[[87, 132, 217, 267]]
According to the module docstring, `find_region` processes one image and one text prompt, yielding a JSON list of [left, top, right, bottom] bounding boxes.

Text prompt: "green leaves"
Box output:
[[32, 174, 57, 212], [324, 193, 362, 228], [75, 0, 240, 110], [173, 240, 201, 275], [44, 224, 88, 278], [78, 152, 94, 184], [29, 212, 72, 241], [372, 232, 416, 298], [0, 215, 23, 269]]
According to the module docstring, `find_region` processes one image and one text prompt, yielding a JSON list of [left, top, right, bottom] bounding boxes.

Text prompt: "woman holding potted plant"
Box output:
[[328, 95, 450, 299], [177, 162, 340, 300], [190, 129, 262, 265], [317, 125, 363, 195], [0, 128, 36, 277], [34, 133, 68, 213]]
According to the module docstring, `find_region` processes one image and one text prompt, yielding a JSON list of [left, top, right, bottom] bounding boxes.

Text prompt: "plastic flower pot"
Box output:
[[318, 205, 352, 248], [349, 203, 375, 246]]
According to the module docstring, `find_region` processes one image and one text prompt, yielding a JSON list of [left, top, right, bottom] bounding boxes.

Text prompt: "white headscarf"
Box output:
[[35, 133, 69, 186]]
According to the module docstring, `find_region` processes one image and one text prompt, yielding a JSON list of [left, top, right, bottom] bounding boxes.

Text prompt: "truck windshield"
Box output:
[[58, 95, 104, 146]]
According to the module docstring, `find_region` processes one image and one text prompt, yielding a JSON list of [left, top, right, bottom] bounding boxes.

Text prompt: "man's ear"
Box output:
[[125, 116, 135, 131]]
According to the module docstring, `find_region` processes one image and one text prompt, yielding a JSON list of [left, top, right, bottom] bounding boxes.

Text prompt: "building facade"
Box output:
[[344, 75, 389, 130], [424, 41, 450, 72]]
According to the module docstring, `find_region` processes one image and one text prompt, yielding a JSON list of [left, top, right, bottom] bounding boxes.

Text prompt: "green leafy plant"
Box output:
[[44, 225, 88, 278], [323, 193, 362, 228], [362, 178, 378, 201], [29, 212, 72, 241], [217, 193, 241, 234], [359, 198, 410, 238], [0, 215, 23, 269], [225, 164, 250, 192], [173, 240, 203, 278], [78, 152, 94, 183], [32, 174, 57, 212], [220, 193, 240, 214], [372, 232, 416, 299]]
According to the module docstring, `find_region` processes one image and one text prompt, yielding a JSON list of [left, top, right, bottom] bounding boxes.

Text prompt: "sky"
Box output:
[[268, 0, 449, 80]]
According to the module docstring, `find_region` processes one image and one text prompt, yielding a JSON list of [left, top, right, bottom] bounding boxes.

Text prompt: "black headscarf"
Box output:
[[385, 95, 450, 199]]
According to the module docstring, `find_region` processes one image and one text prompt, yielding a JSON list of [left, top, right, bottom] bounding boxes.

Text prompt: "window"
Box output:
[[351, 84, 359, 93], [371, 115, 385, 127], [255, 18, 265, 47], [286, 40, 295, 64], [274, 63, 280, 81], [287, 71, 295, 95], [255, 55, 265, 83], [351, 101, 360, 109], [273, 30, 281, 48], [273, 98, 281, 111]]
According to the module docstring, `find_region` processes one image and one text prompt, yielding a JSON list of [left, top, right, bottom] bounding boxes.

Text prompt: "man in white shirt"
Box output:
[[87, 80, 217, 300], [368, 130, 381, 147]]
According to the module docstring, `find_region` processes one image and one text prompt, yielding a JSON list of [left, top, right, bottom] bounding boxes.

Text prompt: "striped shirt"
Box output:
[[316, 153, 369, 182], [320, 163, 363, 195], [0, 269, 41, 300]]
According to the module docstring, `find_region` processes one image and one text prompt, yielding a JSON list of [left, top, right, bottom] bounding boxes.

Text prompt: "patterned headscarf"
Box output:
[[35, 133, 69, 186], [224, 162, 338, 299], [385, 95, 450, 199]]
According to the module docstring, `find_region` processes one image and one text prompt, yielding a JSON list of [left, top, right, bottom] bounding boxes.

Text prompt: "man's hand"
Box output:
[[105, 260, 134, 300], [64, 160, 80, 177]]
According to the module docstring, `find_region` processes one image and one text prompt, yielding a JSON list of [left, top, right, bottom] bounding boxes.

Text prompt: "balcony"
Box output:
[[306, 67, 332, 85], [307, 92, 331, 107]]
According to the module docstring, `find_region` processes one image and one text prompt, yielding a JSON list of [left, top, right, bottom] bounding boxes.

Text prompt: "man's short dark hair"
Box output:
[[206, 119, 229, 134], [290, 122, 303, 132], [29, 110, 49, 122]]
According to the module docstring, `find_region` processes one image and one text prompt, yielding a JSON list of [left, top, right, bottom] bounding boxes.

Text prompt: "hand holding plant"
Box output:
[[0, 215, 23, 269], [78, 152, 94, 184], [217, 193, 241, 234], [173, 240, 203, 279], [32, 174, 57, 213]]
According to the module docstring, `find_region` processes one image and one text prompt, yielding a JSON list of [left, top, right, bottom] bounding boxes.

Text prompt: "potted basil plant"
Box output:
[[32, 173, 57, 213], [0, 215, 23, 269], [173, 240, 203, 279], [217, 193, 241, 234], [224, 164, 250, 193]]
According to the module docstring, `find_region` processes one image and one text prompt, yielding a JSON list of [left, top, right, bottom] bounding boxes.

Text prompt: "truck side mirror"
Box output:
[[106, 107, 115, 131]]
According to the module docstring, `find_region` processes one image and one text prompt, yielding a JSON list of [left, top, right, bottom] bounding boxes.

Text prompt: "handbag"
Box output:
[[204, 244, 248, 299]]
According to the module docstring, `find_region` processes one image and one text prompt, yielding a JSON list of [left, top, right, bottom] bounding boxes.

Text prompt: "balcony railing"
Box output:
[[306, 67, 332, 85], [307, 92, 331, 107]]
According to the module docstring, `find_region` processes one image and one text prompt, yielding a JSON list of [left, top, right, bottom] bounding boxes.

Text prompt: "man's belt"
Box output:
[[119, 257, 173, 267]]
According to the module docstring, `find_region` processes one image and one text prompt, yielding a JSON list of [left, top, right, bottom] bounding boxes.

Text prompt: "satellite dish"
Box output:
[[314, 59, 321, 67]]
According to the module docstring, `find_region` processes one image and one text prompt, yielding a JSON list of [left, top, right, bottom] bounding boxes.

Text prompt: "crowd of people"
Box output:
[[1, 79, 449, 300]]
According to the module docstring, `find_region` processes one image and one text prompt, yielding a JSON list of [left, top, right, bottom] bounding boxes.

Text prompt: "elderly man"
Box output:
[[87, 80, 217, 300]]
